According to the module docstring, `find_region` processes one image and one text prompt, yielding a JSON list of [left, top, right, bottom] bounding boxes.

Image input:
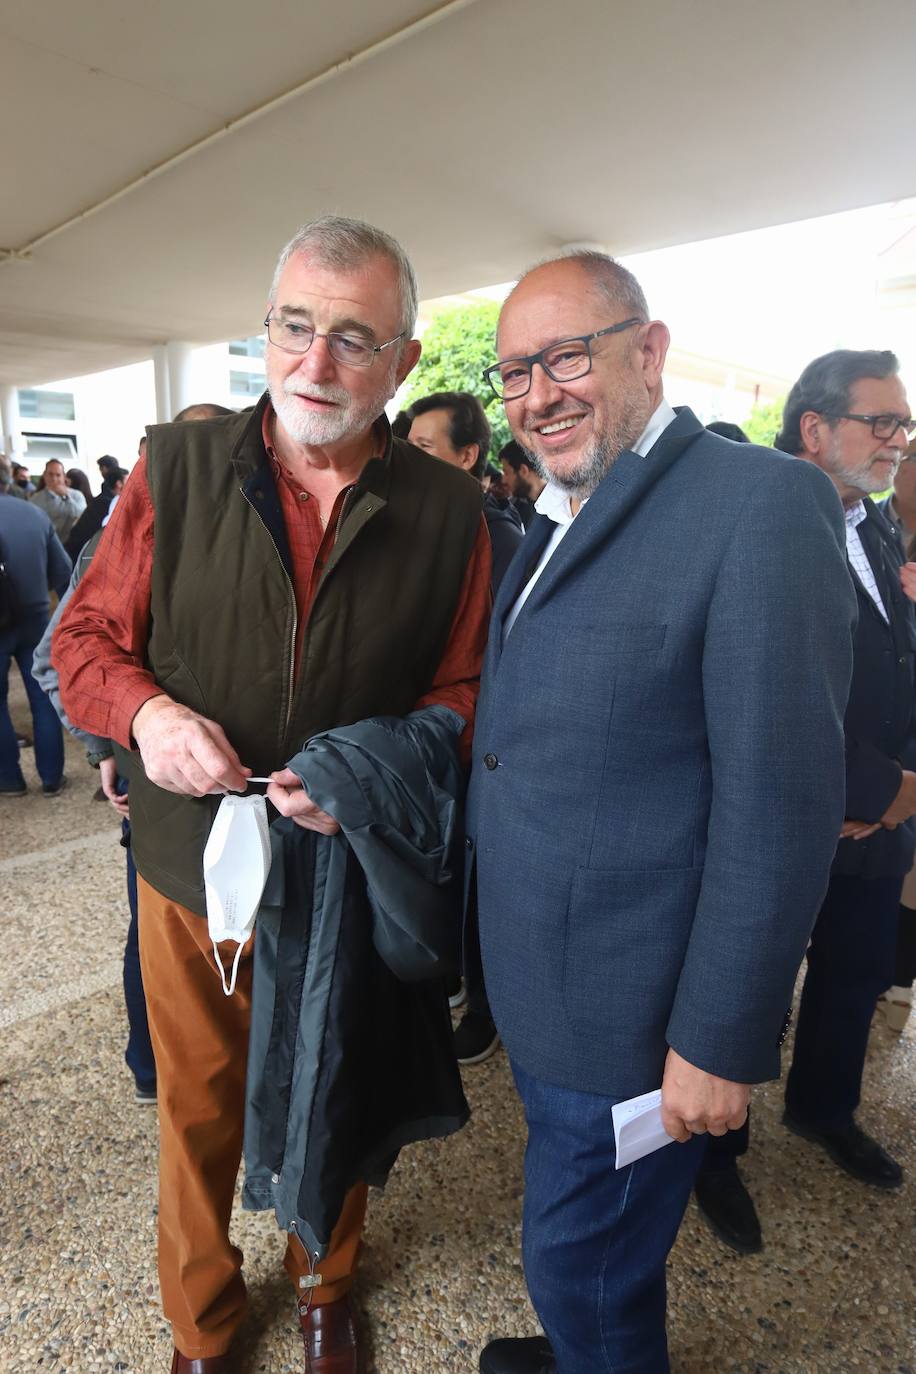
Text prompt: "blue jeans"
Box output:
[[512, 1060, 704, 1374], [0, 612, 64, 788], [122, 815, 156, 1092]]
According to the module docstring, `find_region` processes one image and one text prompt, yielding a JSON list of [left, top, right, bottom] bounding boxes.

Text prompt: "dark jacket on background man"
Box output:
[[243, 707, 470, 1258], [833, 497, 916, 879], [483, 493, 524, 592], [0, 497, 71, 617]]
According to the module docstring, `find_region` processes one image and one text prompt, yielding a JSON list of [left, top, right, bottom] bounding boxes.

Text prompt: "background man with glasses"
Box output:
[[767, 351, 915, 1186], [468, 251, 856, 1374], [53, 216, 491, 1374]]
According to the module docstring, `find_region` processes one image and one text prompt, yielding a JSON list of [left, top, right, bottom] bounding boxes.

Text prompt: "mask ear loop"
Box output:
[[212, 938, 248, 997]]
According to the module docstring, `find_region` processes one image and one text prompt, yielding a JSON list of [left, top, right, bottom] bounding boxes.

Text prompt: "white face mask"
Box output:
[[203, 794, 271, 995]]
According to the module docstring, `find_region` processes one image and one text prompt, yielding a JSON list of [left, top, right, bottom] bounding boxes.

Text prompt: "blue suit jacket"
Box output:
[[467, 408, 856, 1097]]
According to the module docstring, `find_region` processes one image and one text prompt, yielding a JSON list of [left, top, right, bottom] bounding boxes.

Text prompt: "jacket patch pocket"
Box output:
[[561, 864, 702, 1038]]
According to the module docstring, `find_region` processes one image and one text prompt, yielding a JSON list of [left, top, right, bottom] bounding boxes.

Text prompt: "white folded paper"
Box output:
[[612, 1088, 675, 1169]]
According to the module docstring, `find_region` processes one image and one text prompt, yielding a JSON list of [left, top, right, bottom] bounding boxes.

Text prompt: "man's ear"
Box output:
[[396, 338, 422, 387], [798, 410, 823, 457], [636, 320, 670, 390], [460, 443, 480, 472]]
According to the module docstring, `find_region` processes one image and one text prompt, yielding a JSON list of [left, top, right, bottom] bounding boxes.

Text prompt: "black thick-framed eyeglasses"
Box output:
[[822, 412, 916, 440], [264, 314, 403, 368], [483, 318, 644, 400]]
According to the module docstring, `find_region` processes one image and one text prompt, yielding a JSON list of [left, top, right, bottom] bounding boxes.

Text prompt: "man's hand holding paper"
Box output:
[[660, 1047, 750, 1144]]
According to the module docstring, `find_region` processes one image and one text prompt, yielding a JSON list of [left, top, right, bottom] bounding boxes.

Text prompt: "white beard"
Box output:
[[270, 373, 396, 447]]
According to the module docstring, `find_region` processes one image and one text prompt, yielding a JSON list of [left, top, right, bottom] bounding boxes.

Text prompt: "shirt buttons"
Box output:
[[483, 753, 498, 770], [298, 491, 310, 501]]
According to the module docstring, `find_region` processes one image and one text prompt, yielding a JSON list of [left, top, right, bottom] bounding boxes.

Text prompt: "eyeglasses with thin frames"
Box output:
[[483, 318, 644, 400], [822, 412, 916, 441], [264, 314, 403, 369]]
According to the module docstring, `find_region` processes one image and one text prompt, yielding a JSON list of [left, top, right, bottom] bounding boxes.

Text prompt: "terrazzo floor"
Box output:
[[1, 675, 914, 1374]]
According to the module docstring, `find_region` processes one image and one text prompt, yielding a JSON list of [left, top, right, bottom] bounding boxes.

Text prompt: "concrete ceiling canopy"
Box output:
[[1, 0, 915, 387]]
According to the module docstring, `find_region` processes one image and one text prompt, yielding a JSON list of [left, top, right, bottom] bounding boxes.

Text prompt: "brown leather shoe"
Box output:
[[298, 1295, 358, 1372], [170, 1349, 231, 1373]]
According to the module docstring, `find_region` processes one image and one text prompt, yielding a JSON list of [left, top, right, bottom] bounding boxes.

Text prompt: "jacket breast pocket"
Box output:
[[561, 864, 702, 1038]]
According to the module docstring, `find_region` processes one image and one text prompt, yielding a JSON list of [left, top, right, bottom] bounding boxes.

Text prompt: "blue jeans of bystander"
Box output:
[[0, 612, 64, 789]]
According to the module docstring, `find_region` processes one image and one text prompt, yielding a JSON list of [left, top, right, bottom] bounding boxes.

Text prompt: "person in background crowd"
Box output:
[[0, 495, 71, 795], [480, 460, 501, 496], [66, 468, 94, 504], [407, 391, 524, 1066], [705, 420, 751, 443], [97, 454, 121, 484], [470, 251, 854, 1374], [775, 351, 915, 1182], [2, 456, 26, 499], [498, 439, 547, 529], [390, 409, 411, 439], [30, 459, 86, 543], [878, 434, 916, 1033], [408, 390, 523, 593], [33, 531, 157, 1102], [53, 215, 490, 1374], [695, 351, 916, 1261], [12, 462, 35, 497], [65, 466, 129, 560], [173, 402, 236, 422]]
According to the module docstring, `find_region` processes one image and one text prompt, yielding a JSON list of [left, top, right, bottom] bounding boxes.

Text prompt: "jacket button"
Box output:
[[483, 753, 498, 770], [465, 837, 473, 850]]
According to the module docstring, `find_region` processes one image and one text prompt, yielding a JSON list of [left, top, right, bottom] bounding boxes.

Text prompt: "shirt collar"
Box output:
[[845, 500, 868, 530], [533, 397, 677, 526]]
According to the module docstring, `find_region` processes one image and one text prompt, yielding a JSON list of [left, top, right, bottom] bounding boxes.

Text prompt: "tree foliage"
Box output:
[[403, 301, 511, 459], [743, 397, 785, 449]]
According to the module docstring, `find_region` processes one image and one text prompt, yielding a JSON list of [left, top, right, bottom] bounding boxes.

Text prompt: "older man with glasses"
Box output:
[[53, 216, 491, 1374], [467, 252, 856, 1374]]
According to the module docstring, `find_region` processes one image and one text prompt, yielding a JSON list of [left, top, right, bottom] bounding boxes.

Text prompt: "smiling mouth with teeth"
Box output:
[[537, 417, 582, 435]]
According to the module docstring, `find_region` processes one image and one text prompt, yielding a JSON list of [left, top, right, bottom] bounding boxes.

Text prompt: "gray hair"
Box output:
[[775, 349, 900, 455], [505, 249, 650, 325], [269, 215, 419, 339]]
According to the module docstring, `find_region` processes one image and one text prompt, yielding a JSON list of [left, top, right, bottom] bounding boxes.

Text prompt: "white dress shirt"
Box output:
[[503, 399, 678, 640], [844, 501, 888, 623]]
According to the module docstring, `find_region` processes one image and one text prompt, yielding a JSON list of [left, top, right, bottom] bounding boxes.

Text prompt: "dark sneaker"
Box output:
[[480, 1336, 556, 1373], [42, 776, 68, 797], [0, 780, 27, 797], [783, 1112, 903, 1189], [454, 1009, 500, 1065], [695, 1164, 763, 1253], [134, 1083, 157, 1106]]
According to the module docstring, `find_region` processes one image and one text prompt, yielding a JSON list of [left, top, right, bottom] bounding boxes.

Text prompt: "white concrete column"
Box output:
[[166, 341, 195, 420], [152, 346, 171, 423], [0, 384, 24, 458]]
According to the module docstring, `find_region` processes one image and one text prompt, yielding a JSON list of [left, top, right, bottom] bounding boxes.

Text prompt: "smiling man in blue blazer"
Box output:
[[469, 252, 856, 1374]]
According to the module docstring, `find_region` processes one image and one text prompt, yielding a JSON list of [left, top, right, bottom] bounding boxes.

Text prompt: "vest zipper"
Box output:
[[241, 490, 298, 748]]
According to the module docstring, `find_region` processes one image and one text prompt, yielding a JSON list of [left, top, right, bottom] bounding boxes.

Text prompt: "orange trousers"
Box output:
[[137, 874, 368, 1359]]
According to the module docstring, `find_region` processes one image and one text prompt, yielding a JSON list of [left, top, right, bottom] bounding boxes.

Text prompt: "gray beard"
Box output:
[[521, 402, 648, 500], [269, 371, 395, 448]]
